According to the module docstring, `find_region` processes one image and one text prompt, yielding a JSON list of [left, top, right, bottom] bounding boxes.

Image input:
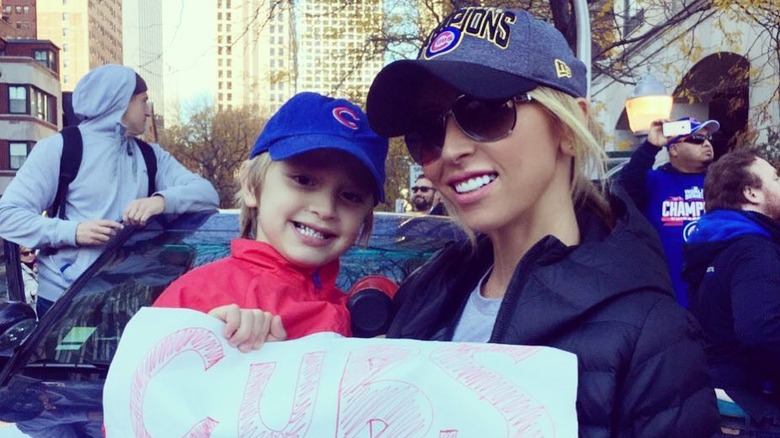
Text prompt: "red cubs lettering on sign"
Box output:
[[238, 352, 325, 436], [130, 328, 224, 438], [332, 107, 359, 129]]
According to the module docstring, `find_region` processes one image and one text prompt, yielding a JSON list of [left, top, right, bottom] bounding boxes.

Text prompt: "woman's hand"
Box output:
[[207, 304, 287, 352]]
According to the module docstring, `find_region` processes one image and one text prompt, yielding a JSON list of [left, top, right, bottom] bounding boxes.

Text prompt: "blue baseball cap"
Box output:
[[250, 92, 388, 203], [366, 7, 587, 137], [667, 117, 720, 147]]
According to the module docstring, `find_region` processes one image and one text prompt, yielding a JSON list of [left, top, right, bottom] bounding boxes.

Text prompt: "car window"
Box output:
[[7, 212, 462, 382], [13, 214, 235, 380]]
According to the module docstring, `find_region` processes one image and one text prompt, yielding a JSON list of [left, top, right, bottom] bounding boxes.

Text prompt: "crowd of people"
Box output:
[[3, 5, 780, 436]]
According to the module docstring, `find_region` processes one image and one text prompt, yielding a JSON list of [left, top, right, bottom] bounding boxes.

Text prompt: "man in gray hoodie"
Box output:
[[0, 65, 220, 316]]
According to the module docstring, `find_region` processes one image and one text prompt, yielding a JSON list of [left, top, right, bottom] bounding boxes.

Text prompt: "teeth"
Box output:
[[296, 224, 326, 239], [454, 175, 496, 194]]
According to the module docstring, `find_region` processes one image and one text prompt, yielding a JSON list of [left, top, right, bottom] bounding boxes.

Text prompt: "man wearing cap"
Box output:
[[617, 117, 719, 308], [0, 64, 219, 316]]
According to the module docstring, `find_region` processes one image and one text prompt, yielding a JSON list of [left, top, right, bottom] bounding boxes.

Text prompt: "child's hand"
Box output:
[[207, 304, 287, 352]]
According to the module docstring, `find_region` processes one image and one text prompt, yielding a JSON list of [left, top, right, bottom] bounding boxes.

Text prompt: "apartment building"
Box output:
[[0, 37, 60, 193], [215, 0, 385, 116], [1, 0, 36, 39], [36, 0, 122, 91]]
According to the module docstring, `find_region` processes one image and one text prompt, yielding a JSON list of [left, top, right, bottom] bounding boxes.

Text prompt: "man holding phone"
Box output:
[[617, 117, 719, 308]]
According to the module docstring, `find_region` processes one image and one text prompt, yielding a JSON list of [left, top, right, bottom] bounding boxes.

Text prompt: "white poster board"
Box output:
[[104, 308, 578, 437]]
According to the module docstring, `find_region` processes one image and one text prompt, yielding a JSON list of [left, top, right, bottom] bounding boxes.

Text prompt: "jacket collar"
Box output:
[[230, 239, 340, 290]]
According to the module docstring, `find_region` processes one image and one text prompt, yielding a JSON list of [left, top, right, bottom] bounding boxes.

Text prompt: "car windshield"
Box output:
[[5, 211, 462, 381]]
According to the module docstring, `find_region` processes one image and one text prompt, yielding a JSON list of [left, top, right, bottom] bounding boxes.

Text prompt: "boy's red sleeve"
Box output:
[[152, 278, 210, 312]]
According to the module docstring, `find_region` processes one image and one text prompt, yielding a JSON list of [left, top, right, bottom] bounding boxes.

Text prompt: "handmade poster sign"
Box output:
[[104, 308, 578, 437]]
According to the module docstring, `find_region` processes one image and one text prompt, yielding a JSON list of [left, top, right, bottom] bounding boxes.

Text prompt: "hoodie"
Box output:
[[0, 65, 219, 302], [682, 209, 780, 416], [387, 189, 718, 437]]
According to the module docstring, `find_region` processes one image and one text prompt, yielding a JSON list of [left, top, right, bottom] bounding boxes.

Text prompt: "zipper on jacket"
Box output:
[[488, 240, 548, 342]]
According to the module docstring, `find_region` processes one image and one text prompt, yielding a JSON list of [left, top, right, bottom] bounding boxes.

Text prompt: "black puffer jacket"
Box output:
[[387, 190, 719, 437]]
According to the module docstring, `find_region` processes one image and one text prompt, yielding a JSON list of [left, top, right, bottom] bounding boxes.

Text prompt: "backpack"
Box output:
[[46, 126, 158, 219]]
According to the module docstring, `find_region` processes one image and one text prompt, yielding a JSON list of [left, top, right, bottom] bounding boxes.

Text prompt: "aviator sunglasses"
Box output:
[[404, 94, 534, 165]]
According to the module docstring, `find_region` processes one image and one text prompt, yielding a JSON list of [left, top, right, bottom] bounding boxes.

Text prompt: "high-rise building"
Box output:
[[216, 0, 385, 116], [1, 0, 36, 39], [36, 0, 122, 91], [123, 0, 164, 137]]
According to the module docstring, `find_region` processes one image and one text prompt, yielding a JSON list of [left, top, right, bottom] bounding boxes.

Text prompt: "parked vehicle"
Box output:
[[0, 210, 463, 437]]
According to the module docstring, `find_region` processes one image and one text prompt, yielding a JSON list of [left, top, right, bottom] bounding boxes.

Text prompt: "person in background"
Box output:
[[19, 246, 38, 309], [617, 117, 719, 308], [411, 175, 437, 212], [365, 6, 718, 435], [154, 92, 388, 351], [0, 65, 220, 317], [683, 149, 780, 424]]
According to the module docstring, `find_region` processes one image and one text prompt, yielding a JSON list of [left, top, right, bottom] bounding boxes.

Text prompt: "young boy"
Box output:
[[153, 92, 388, 351]]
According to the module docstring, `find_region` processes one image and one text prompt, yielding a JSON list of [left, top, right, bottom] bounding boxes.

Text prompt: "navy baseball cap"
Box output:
[[667, 117, 720, 147], [250, 92, 388, 203], [366, 7, 587, 137]]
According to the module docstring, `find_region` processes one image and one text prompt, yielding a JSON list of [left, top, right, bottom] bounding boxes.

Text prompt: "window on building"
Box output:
[[15, 6, 21, 13], [9, 86, 27, 114], [63, 12, 68, 20], [3, 6, 11, 14], [9, 143, 29, 170], [63, 27, 69, 36], [23, 5, 29, 14], [63, 43, 68, 52], [34, 50, 55, 70]]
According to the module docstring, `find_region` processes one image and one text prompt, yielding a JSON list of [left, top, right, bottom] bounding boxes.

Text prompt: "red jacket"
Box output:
[[153, 239, 351, 339]]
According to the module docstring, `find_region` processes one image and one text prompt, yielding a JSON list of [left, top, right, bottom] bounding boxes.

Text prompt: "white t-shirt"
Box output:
[[452, 268, 502, 342]]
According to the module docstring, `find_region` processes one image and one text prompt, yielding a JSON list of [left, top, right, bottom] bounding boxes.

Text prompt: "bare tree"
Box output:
[[160, 105, 266, 208]]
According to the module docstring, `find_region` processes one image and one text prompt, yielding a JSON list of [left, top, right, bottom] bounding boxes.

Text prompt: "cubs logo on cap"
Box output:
[[424, 27, 462, 59], [250, 92, 389, 203]]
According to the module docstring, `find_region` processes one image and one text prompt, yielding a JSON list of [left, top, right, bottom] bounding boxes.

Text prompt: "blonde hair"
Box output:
[[528, 86, 610, 217], [436, 86, 612, 242], [235, 153, 374, 245]]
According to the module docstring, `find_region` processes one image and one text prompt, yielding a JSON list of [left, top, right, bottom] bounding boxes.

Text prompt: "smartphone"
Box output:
[[662, 120, 692, 137]]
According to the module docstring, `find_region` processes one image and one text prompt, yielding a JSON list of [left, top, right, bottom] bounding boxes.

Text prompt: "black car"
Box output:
[[0, 211, 463, 437]]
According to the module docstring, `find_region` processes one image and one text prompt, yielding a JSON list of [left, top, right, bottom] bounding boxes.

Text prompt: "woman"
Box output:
[[19, 246, 38, 309], [366, 7, 719, 436]]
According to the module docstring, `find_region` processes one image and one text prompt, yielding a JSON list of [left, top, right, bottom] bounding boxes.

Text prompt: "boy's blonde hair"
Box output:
[[235, 153, 375, 245]]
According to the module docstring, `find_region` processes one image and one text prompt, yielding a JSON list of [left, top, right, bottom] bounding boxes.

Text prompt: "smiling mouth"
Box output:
[[453, 174, 497, 194], [294, 222, 333, 240]]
